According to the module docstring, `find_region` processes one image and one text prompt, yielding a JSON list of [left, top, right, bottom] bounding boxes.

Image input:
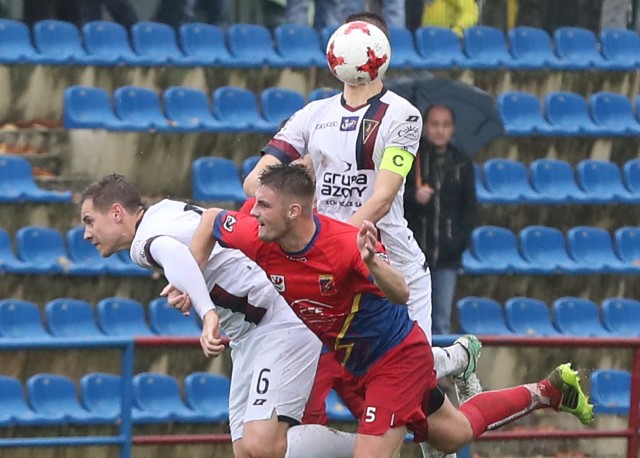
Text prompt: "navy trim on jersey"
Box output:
[[262, 139, 300, 165], [143, 235, 163, 269], [213, 211, 231, 248], [210, 283, 266, 324], [355, 98, 390, 170], [340, 88, 388, 112], [282, 214, 322, 257]]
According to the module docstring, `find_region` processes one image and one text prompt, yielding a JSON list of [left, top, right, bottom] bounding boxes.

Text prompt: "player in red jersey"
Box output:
[[190, 164, 594, 458]]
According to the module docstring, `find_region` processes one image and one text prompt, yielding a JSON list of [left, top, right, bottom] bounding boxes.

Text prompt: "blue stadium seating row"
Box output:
[[0, 371, 229, 426], [499, 91, 640, 137], [64, 85, 340, 132], [0, 155, 72, 203], [457, 296, 640, 337], [475, 158, 640, 204], [463, 225, 640, 275], [590, 369, 633, 414], [0, 297, 201, 339], [2, 18, 639, 71], [0, 226, 151, 276]]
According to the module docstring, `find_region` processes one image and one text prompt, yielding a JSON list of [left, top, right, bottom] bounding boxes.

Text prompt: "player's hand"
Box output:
[[415, 185, 434, 205], [200, 310, 224, 357], [358, 220, 378, 264], [160, 284, 192, 316]]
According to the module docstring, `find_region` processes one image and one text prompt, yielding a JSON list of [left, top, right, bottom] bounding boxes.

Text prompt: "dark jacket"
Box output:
[[404, 141, 477, 269]]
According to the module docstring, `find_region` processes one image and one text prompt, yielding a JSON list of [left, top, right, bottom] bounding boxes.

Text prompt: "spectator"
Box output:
[[404, 105, 477, 336], [421, 0, 479, 36], [78, 0, 138, 29], [286, 0, 342, 32], [341, 0, 406, 28], [154, 0, 228, 29]]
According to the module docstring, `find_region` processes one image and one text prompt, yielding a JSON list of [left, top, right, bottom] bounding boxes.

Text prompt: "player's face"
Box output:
[[251, 186, 290, 242], [425, 106, 454, 150], [80, 199, 123, 257]]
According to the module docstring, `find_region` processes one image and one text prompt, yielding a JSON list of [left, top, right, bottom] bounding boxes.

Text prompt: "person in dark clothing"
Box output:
[[404, 104, 477, 335]]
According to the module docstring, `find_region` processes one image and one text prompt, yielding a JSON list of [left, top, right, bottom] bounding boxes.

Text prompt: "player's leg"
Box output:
[[301, 351, 339, 426], [355, 427, 408, 458]]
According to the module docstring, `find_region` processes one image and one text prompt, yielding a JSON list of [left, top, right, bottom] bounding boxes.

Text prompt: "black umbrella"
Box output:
[[387, 72, 504, 158]]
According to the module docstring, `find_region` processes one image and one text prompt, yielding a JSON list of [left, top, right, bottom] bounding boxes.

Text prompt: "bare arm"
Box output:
[[347, 169, 404, 227], [189, 208, 222, 269], [243, 154, 283, 197]]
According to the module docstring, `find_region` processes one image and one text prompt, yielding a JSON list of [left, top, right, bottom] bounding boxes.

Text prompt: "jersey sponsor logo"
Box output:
[[223, 214, 237, 232], [398, 125, 420, 141], [362, 119, 379, 143], [269, 274, 286, 292], [340, 116, 359, 131], [318, 274, 337, 296], [315, 121, 338, 130], [253, 399, 267, 406], [405, 115, 419, 122], [320, 172, 369, 201]]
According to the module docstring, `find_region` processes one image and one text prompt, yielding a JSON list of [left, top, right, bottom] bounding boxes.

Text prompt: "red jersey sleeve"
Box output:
[[239, 197, 255, 215], [212, 210, 260, 261]]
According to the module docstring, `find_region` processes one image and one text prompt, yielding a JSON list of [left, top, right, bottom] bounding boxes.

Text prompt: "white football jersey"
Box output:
[[263, 89, 426, 274], [131, 199, 301, 343]]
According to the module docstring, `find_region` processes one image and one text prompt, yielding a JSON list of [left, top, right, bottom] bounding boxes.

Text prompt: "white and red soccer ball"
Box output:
[[326, 21, 391, 86]]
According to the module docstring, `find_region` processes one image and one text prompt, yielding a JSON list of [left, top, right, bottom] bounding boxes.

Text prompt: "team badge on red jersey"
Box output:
[[319, 274, 337, 296], [270, 274, 286, 292]]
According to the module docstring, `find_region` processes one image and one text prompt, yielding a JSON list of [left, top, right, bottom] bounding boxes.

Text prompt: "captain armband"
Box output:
[[379, 147, 415, 177]]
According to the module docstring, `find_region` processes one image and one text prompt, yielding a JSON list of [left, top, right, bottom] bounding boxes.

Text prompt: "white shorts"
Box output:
[[228, 323, 321, 441], [404, 265, 433, 343]]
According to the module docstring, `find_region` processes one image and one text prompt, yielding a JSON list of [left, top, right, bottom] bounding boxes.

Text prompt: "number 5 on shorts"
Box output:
[[365, 406, 377, 423]]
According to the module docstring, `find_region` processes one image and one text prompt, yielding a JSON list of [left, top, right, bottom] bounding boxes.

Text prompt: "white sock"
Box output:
[[432, 344, 469, 379], [284, 424, 356, 458]]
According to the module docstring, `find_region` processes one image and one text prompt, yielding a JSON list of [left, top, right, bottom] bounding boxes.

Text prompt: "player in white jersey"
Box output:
[[79, 174, 356, 458]]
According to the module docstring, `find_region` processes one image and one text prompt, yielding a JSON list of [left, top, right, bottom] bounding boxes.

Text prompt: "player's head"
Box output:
[[424, 104, 455, 151], [79, 173, 144, 256], [251, 164, 315, 242], [345, 12, 389, 40]]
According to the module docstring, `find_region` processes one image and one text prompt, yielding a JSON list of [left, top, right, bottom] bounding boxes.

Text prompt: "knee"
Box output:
[[243, 434, 287, 458]]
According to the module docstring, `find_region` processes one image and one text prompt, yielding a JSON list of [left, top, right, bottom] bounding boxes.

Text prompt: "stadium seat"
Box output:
[[64, 86, 141, 131], [32, 20, 96, 65], [45, 298, 104, 338], [308, 87, 340, 102], [27, 374, 106, 424], [326, 389, 356, 422], [149, 297, 201, 336], [544, 92, 606, 136], [554, 27, 623, 70], [623, 159, 640, 195], [552, 297, 612, 337], [0, 375, 64, 426], [0, 19, 46, 64], [472, 163, 496, 204], [415, 27, 467, 68], [388, 26, 425, 68], [483, 159, 549, 203], [461, 248, 497, 274], [82, 21, 153, 66], [589, 92, 640, 136], [529, 159, 591, 204], [133, 373, 209, 423], [227, 24, 287, 68], [463, 26, 514, 68], [504, 297, 560, 336], [192, 157, 247, 203], [80, 372, 122, 421], [260, 87, 306, 126], [274, 24, 325, 67], [519, 225, 594, 274], [0, 228, 46, 274], [320, 25, 339, 50], [184, 372, 230, 423], [179, 22, 238, 66], [163, 86, 224, 131], [114, 86, 191, 132], [212, 86, 277, 133], [65, 226, 111, 276], [15, 226, 68, 274], [576, 160, 638, 204], [497, 92, 560, 136], [601, 297, 640, 336], [567, 226, 637, 274], [590, 369, 631, 414], [130, 21, 198, 66], [97, 297, 154, 337], [507, 27, 563, 70], [0, 155, 72, 203], [0, 299, 53, 339], [600, 29, 640, 69], [457, 297, 514, 335], [614, 226, 640, 268], [242, 155, 260, 179]]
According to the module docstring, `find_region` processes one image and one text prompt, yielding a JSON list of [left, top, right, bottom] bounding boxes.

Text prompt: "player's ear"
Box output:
[[288, 203, 302, 220]]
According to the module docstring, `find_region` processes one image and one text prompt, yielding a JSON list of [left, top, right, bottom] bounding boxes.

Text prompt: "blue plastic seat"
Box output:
[[80, 372, 122, 421], [483, 159, 549, 204], [134, 373, 209, 423], [114, 86, 191, 132], [65, 226, 111, 276], [0, 19, 46, 64], [64, 86, 140, 131], [192, 157, 247, 203], [601, 297, 640, 336], [577, 159, 638, 204], [149, 297, 201, 336], [274, 24, 325, 67], [0, 155, 72, 203], [0, 228, 44, 274], [554, 27, 623, 70], [0, 299, 53, 339], [497, 92, 561, 136], [184, 372, 230, 423], [212, 86, 277, 133], [589, 92, 640, 136], [600, 29, 640, 70], [97, 297, 154, 337], [519, 225, 594, 274], [567, 226, 637, 274], [242, 155, 260, 179], [82, 21, 152, 66], [308, 87, 340, 102], [472, 163, 496, 204], [45, 298, 104, 338], [553, 297, 612, 337], [504, 297, 560, 336], [415, 27, 467, 68], [463, 26, 514, 68], [461, 248, 498, 274], [590, 369, 631, 414], [623, 159, 640, 196], [326, 389, 356, 422], [163, 86, 223, 131], [320, 25, 339, 50], [614, 226, 640, 269], [544, 92, 606, 136], [508, 27, 563, 70], [388, 26, 424, 69], [0, 375, 64, 426], [28, 374, 106, 425], [457, 297, 514, 335], [529, 159, 591, 204], [260, 87, 306, 126], [179, 22, 238, 66], [227, 24, 287, 68], [130, 21, 198, 66], [16, 226, 69, 274], [32, 20, 96, 65]]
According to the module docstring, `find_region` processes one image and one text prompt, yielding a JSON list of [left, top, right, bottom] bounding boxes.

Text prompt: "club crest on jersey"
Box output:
[[362, 119, 379, 143], [223, 214, 236, 232], [270, 274, 286, 292], [318, 274, 337, 296], [340, 116, 359, 131]]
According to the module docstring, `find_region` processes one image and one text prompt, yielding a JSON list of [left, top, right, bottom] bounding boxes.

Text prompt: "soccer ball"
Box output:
[[326, 21, 391, 86]]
